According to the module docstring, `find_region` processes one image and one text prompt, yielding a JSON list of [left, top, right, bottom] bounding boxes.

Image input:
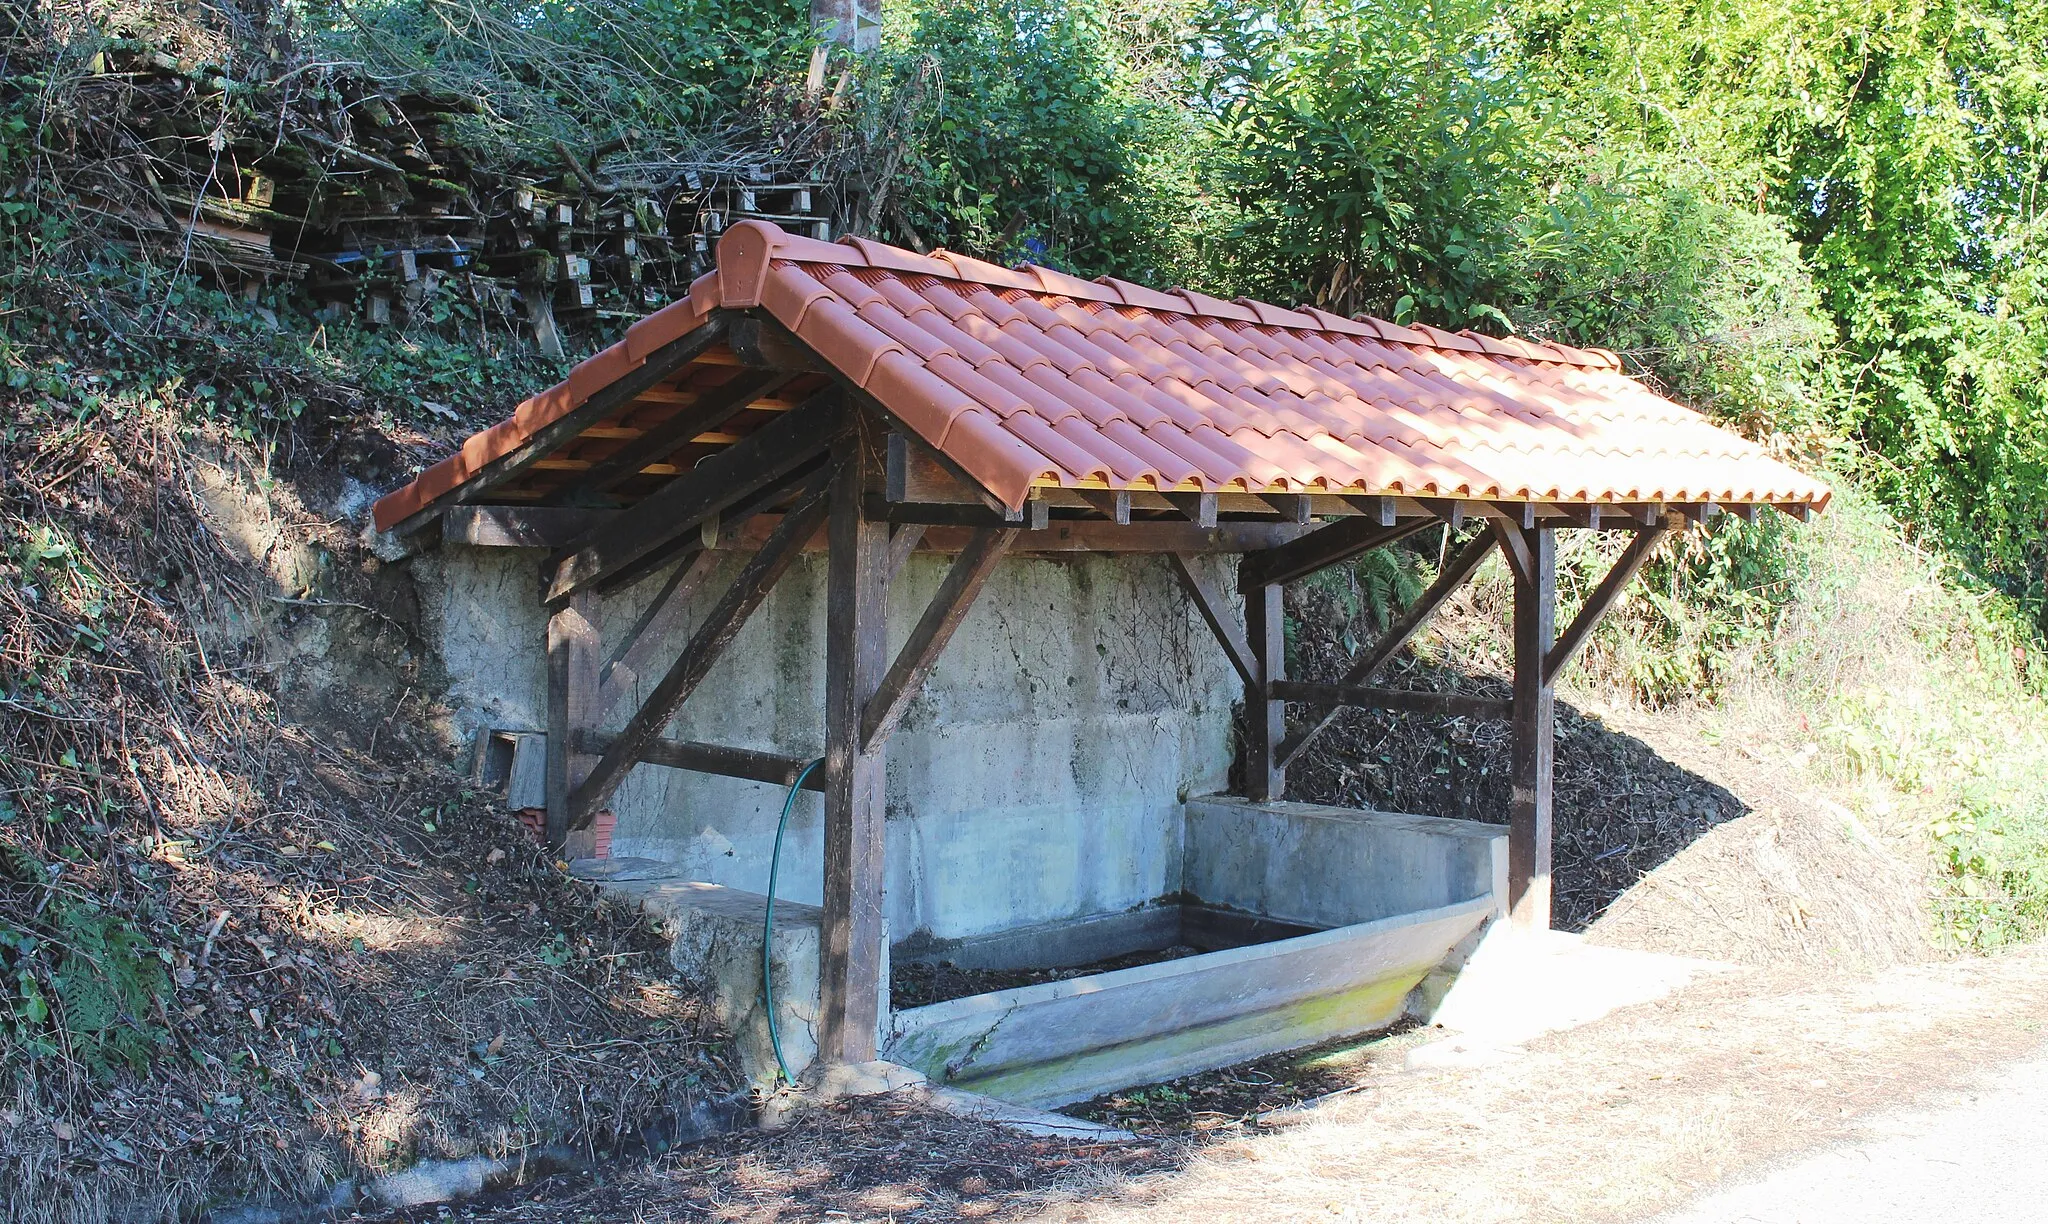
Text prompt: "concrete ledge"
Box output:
[[886, 897, 1492, 1108]]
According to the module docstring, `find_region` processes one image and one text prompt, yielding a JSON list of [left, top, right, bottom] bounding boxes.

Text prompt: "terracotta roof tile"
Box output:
[[372, 220, 1831, 530]]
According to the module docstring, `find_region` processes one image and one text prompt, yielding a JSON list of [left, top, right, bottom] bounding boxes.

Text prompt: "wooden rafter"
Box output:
[[860, 527, 1018, 753], [564, 368, 794, 502], [545, 387, 845, 603], [566, 466, 837, 827], [1276, 528, 1499, 768]]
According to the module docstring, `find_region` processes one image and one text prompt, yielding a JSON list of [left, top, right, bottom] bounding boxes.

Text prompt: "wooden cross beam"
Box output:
[[1240, 516, 1435, 590], [1166, 491, 1219, 527], [1169, 552, 1260, 689], [566, 465, 837, 828], [575, 730, 825, 792], [860, 526, 1018, 753], [1543, 522, 1671, 687], [1267, 679, 1511, 721], [1276, 528, 1499, 768], [545, 387, 844, 603]]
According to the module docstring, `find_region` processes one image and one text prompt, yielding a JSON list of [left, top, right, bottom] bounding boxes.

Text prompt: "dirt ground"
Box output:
[[348, 941, 2048, 1223]]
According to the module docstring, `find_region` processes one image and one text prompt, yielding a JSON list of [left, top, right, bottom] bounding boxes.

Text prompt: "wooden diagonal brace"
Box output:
[[1543, 522, 1670, 686], [1489, 518, 1537, 589], [546, 388, 844, 603], [568, 466, 837, 827], [1169, 552, 1259, 689], [859, 527, 1018, 753], [595, 549, 722, 723], [1277, 529, 1498, 768]]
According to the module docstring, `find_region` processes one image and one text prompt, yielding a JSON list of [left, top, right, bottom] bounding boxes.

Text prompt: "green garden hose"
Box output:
[[762, 757, 824, 1086]]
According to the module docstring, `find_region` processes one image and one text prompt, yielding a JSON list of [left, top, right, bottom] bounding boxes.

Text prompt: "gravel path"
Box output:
[[1653, 1046, 2048, 1224]]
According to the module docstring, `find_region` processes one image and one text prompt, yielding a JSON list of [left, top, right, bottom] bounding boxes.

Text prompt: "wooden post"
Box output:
[[544, 589, 601, 849], [1508, 525, 1557, 929], [820, 444, 890, 1063], [1243, 578, 1285, 802]]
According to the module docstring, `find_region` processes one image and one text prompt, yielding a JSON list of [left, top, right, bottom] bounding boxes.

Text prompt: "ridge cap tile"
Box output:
[[1172, 288, 1261, 323], [929, 248, 1045, 292]]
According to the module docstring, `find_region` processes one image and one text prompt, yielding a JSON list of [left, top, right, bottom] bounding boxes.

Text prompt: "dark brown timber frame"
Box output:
[[500, 310, 1720, 1086]]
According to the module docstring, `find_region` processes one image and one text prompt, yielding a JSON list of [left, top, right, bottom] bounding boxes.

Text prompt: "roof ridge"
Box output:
[[714, 220, 1619, 370]]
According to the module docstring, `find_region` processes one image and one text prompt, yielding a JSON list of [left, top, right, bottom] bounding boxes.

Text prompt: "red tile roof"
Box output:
[[373, 221, 1829, 532]]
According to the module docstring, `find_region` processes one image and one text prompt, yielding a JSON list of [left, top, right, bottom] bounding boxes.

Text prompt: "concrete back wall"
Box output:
[[414, 547, 1239, 942]]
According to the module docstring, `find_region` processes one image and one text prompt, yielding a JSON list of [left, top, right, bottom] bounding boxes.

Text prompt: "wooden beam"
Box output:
[[565, 368, 793, 501], [1418, 498, 1466, 531], [708, 515, 1316, 555], [595, 550, 722, 722], [1544, 523, 1670, 686], [1166, 491, 1218, 527], [862, 495, 1049, 529], [576, 730, 823, 792], [545, 388, 844, 603], [1277, 529, 1499, 767], [1341, 495, 1398, 526], [730, 315, 831, 372], [594, 453, 829, 597], [1509, 524, 1557, 930], [860, 527, 1017, 753], [1240, 516, 1434, 590], [566, 467, 835, 827], [385, 315, 731, 536], [886, 523, 927, 583], [544, 590, 601, 848], [1259, 493, 1313, 524], [446, 504, 613, 548], [1554, 504, 1602, 530], [1267, 679, 1511, 722], [820, 450, 889, 1065], [1077, 489, 1134, 524], [1169, 552, 1259, 689], [1489, 519, 1536, 589], [1243, 577, 1285, 801]]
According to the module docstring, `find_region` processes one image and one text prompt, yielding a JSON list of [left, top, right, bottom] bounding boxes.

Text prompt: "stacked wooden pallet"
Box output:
[[73, 41, 837, 351]]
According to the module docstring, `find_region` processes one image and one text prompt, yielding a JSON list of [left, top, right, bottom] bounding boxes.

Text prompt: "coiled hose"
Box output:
[[762, 757, 825, 1086]]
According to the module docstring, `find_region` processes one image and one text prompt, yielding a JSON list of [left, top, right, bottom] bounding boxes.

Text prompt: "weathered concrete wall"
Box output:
[[411, 547, 1239, 943]]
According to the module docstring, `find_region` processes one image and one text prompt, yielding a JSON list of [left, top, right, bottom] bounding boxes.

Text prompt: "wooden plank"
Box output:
[[1267, 679, 1511, 722], [713, 515, 1315, 555], [1169, 552, 1259, 689], [596, 550, 722, 722], [1544, 523, 1670, 686], [565, 368, 792, 500], [544, 590, 601, 847], [885, 432, 986, 505], [566, 467, 836, 826], [1509, 525, 1557, 930], [860, 527, 1017, 753], [386, 315, 731, 536], [730, 315, 832, 372], [1240, 516, 1434, 590], [576, 730, 823, 791], [445, 504, 614, 548], [1243, 578, 1285, 802], [820, 450, 890, 1065], [1277, 529, 1498, 767], [545, 388, 844, 603]]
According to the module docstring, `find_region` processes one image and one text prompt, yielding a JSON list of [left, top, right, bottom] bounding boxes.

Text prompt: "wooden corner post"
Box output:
[[544, 589, 601, 849], [820, 438, 890, 1063], [1242, 575, 1285, 802], [1506, 523, 1557, 929]]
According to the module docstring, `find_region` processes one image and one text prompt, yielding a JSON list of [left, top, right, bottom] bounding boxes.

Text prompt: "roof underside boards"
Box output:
[[371, 220, 1830, 534]]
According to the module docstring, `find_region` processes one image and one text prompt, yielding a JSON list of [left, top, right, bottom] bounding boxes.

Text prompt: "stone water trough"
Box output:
[[585, 797, 1505, 1109]]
